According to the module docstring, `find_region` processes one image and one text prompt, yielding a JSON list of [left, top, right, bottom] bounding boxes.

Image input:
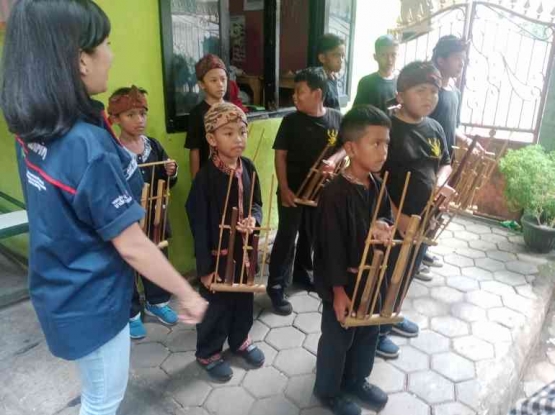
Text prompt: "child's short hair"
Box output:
[[375, 35, 399, 53], [432, 35, 468, 64], [107, 86, 148, 116], [294, 67, 328, 97], [397, 61, 441, 92], [340, 105, 391, 143], [317, 33, 345, 55]]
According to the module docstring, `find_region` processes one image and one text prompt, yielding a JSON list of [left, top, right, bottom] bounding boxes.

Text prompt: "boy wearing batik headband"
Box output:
[[378, 61, 455, 352], [186, 102, 265, 381], [185, 53, 228, 179], [108, 86, 179, 340]]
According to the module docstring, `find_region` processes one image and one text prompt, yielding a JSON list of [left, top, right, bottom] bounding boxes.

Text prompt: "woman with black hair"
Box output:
[[0, 1, 207, 414]]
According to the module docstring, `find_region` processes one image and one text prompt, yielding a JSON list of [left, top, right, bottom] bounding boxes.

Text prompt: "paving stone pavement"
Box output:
[[1, 216, 554, 415]]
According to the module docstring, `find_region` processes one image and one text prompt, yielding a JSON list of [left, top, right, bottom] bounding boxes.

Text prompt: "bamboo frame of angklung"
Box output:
[[210, 171, 276, 293], [342, 171, 422, 328], [294, 144, 347, 207], [138, 159, 174, 250]]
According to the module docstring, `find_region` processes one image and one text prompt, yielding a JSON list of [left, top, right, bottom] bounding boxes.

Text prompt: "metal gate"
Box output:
[[390, 0, 555, 143]]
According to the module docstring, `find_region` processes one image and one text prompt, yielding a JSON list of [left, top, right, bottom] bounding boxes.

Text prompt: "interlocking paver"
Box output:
[[486, 250, 517, 262], [497, 241, 527, 254], [432, 352, 475, 382], [493, 270, 527, 286], [505, 260, 539, 275], [466, 224, 491, 234], [303, 333, 320, 355], [379, 392, 429, 415], [451, 302, 487, 322], [259, 310, 297, 328], [431, 316, 469, 338], [431, 263, 462, 277], [274, 348, 317, 376], [390, 346, 429, 373], [465, 291, 502, 309], [406, 282, 430, 298], [457, 247, 486, 259], [131, 342, 170, 369], [480, 281, 515, 297], [249, 396, 300, 415], [205, 387, 254, 415], [410, 330, 450, 354], [161, 351, 202, 378], [448, 222, 466, 231], [487, 307, 526, 329], [243, 366, 288, 398], [402, 310, 430, 330], [516, 252, 549, 266], [453, 336, 495, 361], [408, 370, 454, 404], [515, 285, 538, 300], [472, 321, 512, 343], [502, 293, 536, 317], [136, 323, 171, 345], [288, 295, 321, 313], [456, 380, 482, 410], [430, 287, 465, 304], [440, 238, 469, 249], [475, 258, 505, 272], [479, 233, 508, 244], [446, 276, 479, 292], [454, 230, 481, 241], [413, 297, 450, 317], [266, 326, 306, 350], [254, 341, 278, 367], [434, 401, 476, 415], [294, 312, 322, 334], [461, 267, 493, 282], [166, 328, 197, 353], [368, 362, 406, 393], [284, 374, 320, 409], [468, 240, 497, 251], [169, 377, 212, 407], [250, 320, 270, 342]]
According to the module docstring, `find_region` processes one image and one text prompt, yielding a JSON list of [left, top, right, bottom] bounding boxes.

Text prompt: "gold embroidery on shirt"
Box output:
[[427, 137, 441, 158], [327, 129, 338, 146]]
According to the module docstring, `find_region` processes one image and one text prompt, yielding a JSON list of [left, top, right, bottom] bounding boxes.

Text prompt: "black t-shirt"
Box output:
[[430, 86, 461, 156], [273, 109, 343, 193], [324, 77, 341, 110], [353, 72, 397, 113], [185, 100, 212, 168], [383, 116, 451, 216]]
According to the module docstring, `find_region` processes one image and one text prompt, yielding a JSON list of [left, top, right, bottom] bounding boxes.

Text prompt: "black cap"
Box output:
[[397, 61, 442, 92]]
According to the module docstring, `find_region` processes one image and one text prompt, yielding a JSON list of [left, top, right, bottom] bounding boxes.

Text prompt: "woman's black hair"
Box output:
[[340, 105, 392, 143], [1, 0, 111, 143]]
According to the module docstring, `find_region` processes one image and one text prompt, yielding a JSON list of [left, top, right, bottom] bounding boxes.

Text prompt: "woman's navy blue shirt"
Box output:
[[15, 119, 144, 360]]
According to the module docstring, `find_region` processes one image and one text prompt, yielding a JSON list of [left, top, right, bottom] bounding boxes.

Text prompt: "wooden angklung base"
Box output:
[[210, 172, 275, 293], [342, 171, 424, 328]]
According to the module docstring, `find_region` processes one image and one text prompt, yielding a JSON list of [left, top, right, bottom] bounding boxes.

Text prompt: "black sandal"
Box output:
[[235, 344, 265, 367]]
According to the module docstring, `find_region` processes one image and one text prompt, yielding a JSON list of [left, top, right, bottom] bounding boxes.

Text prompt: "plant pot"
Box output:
[[521, 214, 555, 253]]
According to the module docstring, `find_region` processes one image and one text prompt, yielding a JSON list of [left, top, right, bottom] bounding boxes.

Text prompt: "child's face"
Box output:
[[200, 68, 227, 100], [113, 107, 148, 136], [347, 126, 390, 173], [437, 51, 466, 78], [206, 121, 248, 160], [319, 45, 346, 73], [374, 45, 398, 74], [293, 81, 322, 114], [398, 83, 439, 118]]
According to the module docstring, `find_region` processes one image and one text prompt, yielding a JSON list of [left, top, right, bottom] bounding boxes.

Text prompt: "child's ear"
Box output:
[[344, 141, 355, 159], [198, 80, 206, 91], [109, 115, 118, 125], [206, 132, 217, 149], [373, 53, 378, 62], [395, 91, 403, 106], [317, 53, 326, 66]]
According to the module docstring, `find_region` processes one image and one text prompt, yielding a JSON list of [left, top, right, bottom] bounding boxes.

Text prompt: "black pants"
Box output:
[[196, 285, 254, 359], [130, 249, 171, 318], [315, 301, 380, 398], [268, 196, 315, 289]]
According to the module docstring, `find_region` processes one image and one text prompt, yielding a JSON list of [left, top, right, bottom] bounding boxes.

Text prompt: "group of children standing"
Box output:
[[106, 32, 473, 415]]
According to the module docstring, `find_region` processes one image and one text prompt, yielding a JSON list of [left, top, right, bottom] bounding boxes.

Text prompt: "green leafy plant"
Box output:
[[499, 145, 555, 228]]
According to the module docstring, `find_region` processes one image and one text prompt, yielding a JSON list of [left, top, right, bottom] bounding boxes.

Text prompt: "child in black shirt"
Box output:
[[108, 86, 179, 340], [317, 33, 346, 110], [185, 54, 228, 178], [313, 106, 393, 415], [186, 102, 265, 381], [353, 35, 398, 112], [269, 67, 343, 315]]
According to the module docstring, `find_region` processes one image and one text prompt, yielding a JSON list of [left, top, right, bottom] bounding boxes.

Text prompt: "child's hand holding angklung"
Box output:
[[371, 220, 393, 244]]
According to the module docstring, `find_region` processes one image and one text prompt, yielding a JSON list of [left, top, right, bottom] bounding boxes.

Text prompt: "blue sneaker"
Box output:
[[145, 303, 178, 326], [376, 336, 400, 359], [391, 318, 419, 338], [129, 315, 146, 339]]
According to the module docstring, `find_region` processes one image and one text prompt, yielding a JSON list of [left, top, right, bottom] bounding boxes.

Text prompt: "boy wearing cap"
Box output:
[[108, 86, 179, 340], [317, 33, 346, 110], [353, 35, 399, 112], [186, 102, 265, 381], [379, 61, 455, 346], [185, 54, 228, 179]]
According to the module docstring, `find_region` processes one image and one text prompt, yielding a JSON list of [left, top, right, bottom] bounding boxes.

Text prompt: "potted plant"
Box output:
[[499, 145, 555, 253]]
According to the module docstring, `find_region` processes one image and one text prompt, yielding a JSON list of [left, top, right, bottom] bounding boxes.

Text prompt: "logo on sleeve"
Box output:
[[26, 171, 47, 191], [427, 137, 441, 158], [112, 192, 133, 209], [27, 143, 48, 160]]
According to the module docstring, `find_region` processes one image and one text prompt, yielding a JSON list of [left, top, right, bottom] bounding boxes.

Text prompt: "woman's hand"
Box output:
[[177, 291, 208, 324], [237, 217, 256, 234]]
